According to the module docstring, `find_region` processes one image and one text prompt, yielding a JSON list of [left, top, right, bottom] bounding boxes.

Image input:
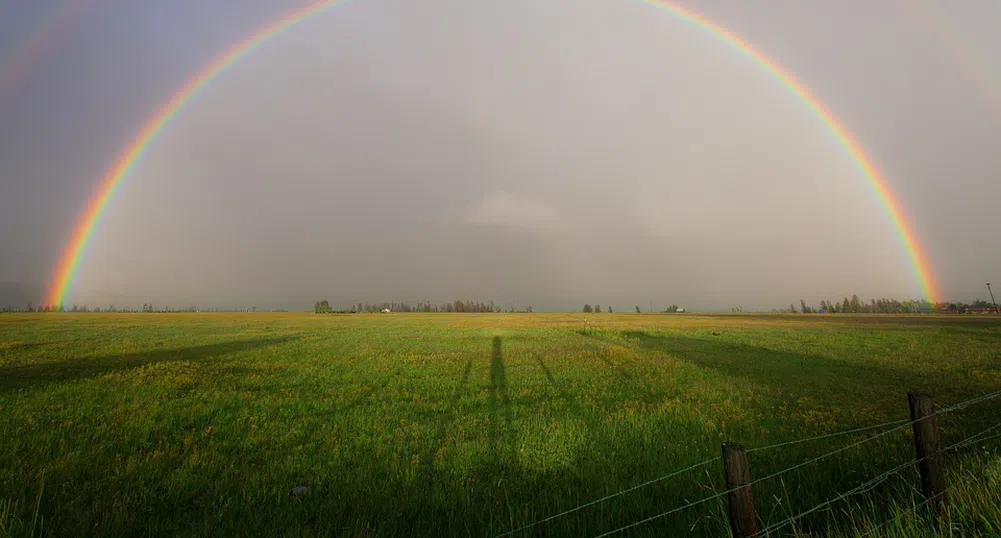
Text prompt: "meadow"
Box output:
[[0, 312, 999, 537]]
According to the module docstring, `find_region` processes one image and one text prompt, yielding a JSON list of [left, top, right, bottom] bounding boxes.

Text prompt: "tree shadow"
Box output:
[[620, 330, 917, 399], [418, 356, 475, 476], [8, 331, 967, 537], [579, 332, 670, 405], [333, 371, 399, 414], [453, 357, 474, 408], [0, 342, 46, 356], [0, 337, 300, 393], [536, 356, 608, 436]]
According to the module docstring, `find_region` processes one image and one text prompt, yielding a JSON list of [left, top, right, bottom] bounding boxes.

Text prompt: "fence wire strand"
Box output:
[[759, 458, 921, 536], [496, 418, 917, 537], [491, 455, 719, 538], [856, 456, 988, 536], [759, 419, 1001, 536], [588, 390, 1001, 538], [945, 422, 1001, 452], [494, 421, 916, 538], [858, 488, 949, 538], [747, 418, 910, 454], [592, 423, 917, 538], [492, 390, 1001, 538]]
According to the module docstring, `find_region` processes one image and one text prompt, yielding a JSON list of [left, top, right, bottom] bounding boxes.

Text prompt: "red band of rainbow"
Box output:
[[44, 0, 940, 307]]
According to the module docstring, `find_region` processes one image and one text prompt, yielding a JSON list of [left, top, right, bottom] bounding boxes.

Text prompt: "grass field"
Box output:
[[1, 313, 999, 537]]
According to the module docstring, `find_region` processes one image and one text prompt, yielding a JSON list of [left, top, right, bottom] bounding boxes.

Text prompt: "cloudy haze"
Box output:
[[1, 0, 999, 310]]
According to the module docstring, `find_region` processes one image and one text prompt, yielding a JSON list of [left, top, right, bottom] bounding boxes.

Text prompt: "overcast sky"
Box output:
[[1, 0, 999, 310]]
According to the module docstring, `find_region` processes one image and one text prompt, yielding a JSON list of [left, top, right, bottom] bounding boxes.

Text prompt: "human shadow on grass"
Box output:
[[0, 336, 300, 393], [195, 406, 729, 538], [15, 337, 919, 538], [488, 336, 515, 466]]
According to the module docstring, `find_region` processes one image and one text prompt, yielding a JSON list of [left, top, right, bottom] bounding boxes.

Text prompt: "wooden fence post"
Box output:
[[722, 442, 758, 538], [908, 392, 947, 511]]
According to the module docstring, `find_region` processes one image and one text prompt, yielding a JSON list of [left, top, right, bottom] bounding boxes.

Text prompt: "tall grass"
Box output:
[[0, 312, 998, 536], [0, 472, 44, 538], [835, 450, 1001, 537]]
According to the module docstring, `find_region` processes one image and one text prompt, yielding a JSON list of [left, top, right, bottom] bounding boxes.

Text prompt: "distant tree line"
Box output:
[[4, 295, 994, 315], [315, 300, 533, 314], [934, 299, 998, 313], [608, 304, 683, 313], [0, 303, 285, 313], [788, 295, 998, 314]]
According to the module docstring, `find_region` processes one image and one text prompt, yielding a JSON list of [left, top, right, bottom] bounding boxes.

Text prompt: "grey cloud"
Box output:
[[2, 0, 999, 309]]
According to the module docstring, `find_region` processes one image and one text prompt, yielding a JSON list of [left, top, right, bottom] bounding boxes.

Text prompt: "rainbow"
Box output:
[[905, 0, 1001, 120], [45, 0, 941, 307], [0, 0, 98, 106]]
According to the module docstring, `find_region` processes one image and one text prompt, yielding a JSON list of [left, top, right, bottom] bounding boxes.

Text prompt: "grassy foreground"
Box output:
[[0, 312, 999, 537]]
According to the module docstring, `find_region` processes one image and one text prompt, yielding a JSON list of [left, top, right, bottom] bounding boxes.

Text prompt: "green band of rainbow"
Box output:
[[45, 0, 940, 307]]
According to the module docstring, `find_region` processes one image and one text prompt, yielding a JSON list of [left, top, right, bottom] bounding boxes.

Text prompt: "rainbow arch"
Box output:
[[44, 0, 941, 307], [906, 0, 1001, 121], [0, 0, 98, 106]]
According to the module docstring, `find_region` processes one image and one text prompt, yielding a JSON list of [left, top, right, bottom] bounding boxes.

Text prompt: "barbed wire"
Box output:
[[491, 455, 719, 538], [494, 420, 912, 538], [746, 418, 910, 453], [858, 487, 949, 538], [858, 433, 998, 538], [957, 431, 1001, 447], [495, 418, 916, 537], [759, 458, 920, 536], [758, 419, 1001, 536], [935, 389, 1001, 415], [589, 391, 1001, 538], [592, 424, 916, 538], [944, 423, 1001, 452], [932, 387, 1001, 412], [493, 389, 1001, 537], [590, 486, 730, 538]]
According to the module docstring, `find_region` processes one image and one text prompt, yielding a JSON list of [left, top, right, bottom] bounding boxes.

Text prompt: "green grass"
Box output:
[[0, 313, 999, 537]]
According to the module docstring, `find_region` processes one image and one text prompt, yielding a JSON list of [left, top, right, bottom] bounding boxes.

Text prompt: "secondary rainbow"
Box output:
[[906, 0, 1001, 120], [45, 0, 941, 307], [0, 0, 99, 105]]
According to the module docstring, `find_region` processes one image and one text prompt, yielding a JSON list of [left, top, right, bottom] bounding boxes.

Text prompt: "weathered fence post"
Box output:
[[722, 442, 758, 538], [908, 392, 947, 511]]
